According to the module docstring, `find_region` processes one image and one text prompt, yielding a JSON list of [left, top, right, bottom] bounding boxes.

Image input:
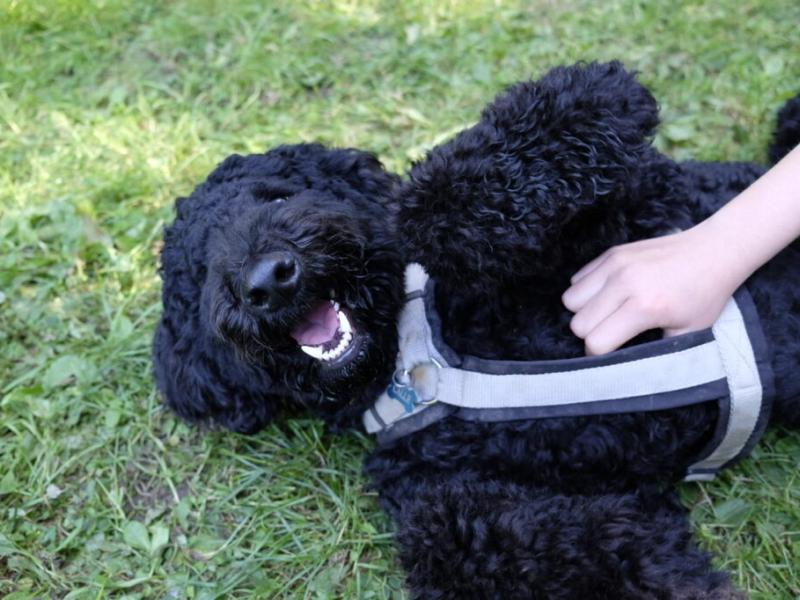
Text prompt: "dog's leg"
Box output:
[[389, 477, 741, 600], [397, 61, 687, 295]]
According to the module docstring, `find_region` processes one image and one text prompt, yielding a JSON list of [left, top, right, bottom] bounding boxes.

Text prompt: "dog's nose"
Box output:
[[244, 251, 301, 310]]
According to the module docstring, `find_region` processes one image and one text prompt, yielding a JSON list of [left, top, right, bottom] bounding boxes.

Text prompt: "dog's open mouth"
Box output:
[[290, 299, 358, 365]]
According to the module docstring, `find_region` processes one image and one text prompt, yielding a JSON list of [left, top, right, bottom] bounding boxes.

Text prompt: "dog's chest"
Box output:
[[434, 284, 584, 362]]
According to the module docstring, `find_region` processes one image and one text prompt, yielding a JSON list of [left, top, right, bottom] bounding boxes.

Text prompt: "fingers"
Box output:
[[564, 242, 669, 355], [562, 261, 611, 312], [568, 284, 627, 339], [663, 326, 690, 338], [569, 248, 612, 284], [583, 300, 654, 356]]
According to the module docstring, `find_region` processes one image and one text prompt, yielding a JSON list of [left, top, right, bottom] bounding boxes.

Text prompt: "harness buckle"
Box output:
[[411, 358, 441, 406], [390, 359, 441, 408]]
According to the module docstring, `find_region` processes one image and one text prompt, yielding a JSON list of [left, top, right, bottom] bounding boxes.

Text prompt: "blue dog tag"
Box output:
[[386, 381, 419, 413]]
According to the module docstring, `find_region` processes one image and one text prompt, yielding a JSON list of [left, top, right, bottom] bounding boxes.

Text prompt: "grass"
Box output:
[[1, 0, 799, 597]]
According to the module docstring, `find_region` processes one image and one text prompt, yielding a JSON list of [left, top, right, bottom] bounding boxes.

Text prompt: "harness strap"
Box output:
[[363, 264, 448, 434], [437, 342, 725, 409], [684, 291, 769, 480], [363, 264, 771, 481]]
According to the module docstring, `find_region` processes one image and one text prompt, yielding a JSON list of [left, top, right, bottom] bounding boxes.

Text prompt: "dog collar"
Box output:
[[362, 264, 774, 481]]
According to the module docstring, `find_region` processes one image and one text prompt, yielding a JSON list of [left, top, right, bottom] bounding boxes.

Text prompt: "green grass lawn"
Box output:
[[2, 0, 800, 597]]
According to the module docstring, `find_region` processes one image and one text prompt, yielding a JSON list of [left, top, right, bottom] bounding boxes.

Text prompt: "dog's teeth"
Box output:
[[338, 311, 352, 334], [301, 310, 354, 363], [328, 334, 350, 360], [300, 345, 324, 360]]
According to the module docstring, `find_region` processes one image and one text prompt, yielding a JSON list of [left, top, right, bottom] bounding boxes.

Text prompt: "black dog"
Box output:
[[154, 62, 800, 598]]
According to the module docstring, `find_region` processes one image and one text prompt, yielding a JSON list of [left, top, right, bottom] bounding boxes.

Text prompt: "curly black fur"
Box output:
[[397, 479, 742, 600], [154, 62, 800, 597], [769, 92, 800, 164]]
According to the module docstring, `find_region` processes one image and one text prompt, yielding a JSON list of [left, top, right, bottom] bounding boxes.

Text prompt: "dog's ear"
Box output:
[[153, 213, 276, 434], [399, 61, 678, 290], [153, 317, 276, 434]]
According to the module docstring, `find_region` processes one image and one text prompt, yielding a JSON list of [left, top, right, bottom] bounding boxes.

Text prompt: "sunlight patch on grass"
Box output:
[[1, 0, 799, 597]]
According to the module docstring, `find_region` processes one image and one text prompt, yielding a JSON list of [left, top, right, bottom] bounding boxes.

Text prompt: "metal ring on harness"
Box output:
[[417, 357, 442, 406], [392, 358, 442, 406], [392, 368, 411, 388]]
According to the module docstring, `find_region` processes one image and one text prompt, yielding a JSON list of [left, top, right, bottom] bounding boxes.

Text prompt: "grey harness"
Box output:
[[363, 264, 774, 481]]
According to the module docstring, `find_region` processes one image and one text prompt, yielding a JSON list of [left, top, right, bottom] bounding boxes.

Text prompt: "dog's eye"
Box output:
[[273, 197, 286, 204]]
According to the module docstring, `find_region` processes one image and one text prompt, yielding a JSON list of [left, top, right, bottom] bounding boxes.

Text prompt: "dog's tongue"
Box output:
[[290, 301, 339, 346]]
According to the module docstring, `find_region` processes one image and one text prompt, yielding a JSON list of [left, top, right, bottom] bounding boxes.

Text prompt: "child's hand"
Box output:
[[563, 143, 800, 356], [562, 226, 739, 355]]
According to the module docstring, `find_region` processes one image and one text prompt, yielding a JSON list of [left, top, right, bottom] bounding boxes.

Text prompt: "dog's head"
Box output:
[[155, 144, 404, 432]]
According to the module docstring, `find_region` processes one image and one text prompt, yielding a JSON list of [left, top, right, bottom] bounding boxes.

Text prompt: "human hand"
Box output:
[[561, 225, 745, 355], [563, 144, 800, 355]]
